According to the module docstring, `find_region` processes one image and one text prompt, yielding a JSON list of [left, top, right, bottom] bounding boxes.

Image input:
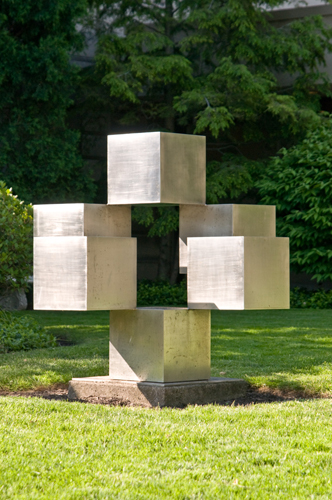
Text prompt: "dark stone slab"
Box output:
[[68, 376, 249, 408]]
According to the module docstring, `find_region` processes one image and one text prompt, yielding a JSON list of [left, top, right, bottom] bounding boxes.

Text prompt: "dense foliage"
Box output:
[[137, 279, 187, 306], [290, 288, 332, 309], [0, 0, 96, 204], [80, 0, 332, 236], [0, 182, 33, 295], [0, 310, 56, 353], [259, 116, 332, 282]]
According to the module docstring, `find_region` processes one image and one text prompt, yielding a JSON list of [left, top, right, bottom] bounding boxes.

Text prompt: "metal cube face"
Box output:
[[108, 132, 206, 205], [187, 237, 289, 310], [34, 204, 131, 237], [34, 237, 137, 310], [109, 308, 211, 382], [179, 204, 276, 273]]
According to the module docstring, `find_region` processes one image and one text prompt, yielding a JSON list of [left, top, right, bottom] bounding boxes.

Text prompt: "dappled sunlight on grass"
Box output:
[[211, 310, 332, 394]]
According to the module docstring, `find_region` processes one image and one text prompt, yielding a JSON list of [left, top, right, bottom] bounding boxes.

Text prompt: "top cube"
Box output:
[[107, 132, 206, 205]]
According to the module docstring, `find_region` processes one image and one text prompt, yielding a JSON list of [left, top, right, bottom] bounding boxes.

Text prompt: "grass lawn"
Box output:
[[1, 397, 332, 499], [1, 309, 332, 395], [1, 309, 332, 498]]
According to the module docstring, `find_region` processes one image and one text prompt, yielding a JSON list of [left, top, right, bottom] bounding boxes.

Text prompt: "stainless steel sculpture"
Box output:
[[187, 236, 289, 310], [179, 204, 276, 273], [34, 204, 131, 237], [33, 204, 136, 310], [109, 308, 210, 382], [34, 236, 137, 310], [33, 131, 290, 407], [108, 132, 206, 205]]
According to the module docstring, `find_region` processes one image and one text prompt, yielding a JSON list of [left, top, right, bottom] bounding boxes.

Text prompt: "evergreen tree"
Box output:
[[0, 0, 96, 204], [79, 0, 332, 280]]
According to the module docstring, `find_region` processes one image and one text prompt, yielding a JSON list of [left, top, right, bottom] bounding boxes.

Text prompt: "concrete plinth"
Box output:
[[68, 376, 248, 408]]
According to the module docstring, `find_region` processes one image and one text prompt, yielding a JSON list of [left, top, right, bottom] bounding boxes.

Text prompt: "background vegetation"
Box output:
[[2, 0, 332, 283], [0, 181, 32, 295]]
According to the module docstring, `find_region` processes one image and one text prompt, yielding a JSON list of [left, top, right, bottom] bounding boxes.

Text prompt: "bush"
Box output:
[[0, 310, 57, 353], [137, 280, 187, 307], [258, 117, 332, 282], [290, 287, 332, 309], [0, 182, 33, 295]]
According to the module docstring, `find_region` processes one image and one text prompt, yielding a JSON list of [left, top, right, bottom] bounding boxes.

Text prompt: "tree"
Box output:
[[258, 115, 332, 283], [78, 0, 332, 280], [87, 0, 332, 143], [0, 0, 96, 204]]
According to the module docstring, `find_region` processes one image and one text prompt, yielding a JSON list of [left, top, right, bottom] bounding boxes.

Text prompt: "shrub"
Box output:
[[137, 280, 187, 307], [0, 182, 33, 295], [0, 310, 57, 353], [290, 287, 332, 309], [258, 117, 332, 282]]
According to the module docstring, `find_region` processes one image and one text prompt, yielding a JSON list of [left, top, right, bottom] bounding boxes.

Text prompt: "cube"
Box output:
[[34, 237, 137, 310], [34, 204, 131, 237], [179, 204, 276, 273], [108, 132, 206, 205], [109, 308, 211, 382], [187, 237, 289, 310]]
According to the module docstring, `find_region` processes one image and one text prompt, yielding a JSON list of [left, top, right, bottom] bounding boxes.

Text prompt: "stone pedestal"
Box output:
[[68, 376, 249, 408]]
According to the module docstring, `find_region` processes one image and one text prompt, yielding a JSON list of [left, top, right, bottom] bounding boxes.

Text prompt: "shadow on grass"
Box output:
[[2, 309, 332, 395]]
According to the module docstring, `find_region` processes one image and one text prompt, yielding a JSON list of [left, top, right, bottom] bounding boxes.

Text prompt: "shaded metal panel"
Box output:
[[187, 237, 245, 310], [34, 204, 131, 237], [34, 236, 87, 310], [163, 309, 210, 382], [109, 309, 164, 382], [179, 204, 275, 274], [108, 132, 161, 204], [160, 133, 206, 205], [233, 205, 275, 237], [87, 237, 137, 310], [34, 204, 84, 237], [84, 205, 131, 237], [244, 237, 289, 309], [109, 308, 211, 383]]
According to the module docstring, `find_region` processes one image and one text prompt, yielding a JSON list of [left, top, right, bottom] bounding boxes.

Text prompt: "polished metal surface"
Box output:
[[34, 236, 137, 310], [187, 236, 289, 310], [108, 132, 206, 205], [34, 204, 131, 237], [179, 204, 276, 273], [109, 308, 211, 383]]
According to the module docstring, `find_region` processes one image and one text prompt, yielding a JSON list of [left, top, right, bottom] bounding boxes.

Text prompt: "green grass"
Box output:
[[1, 310, 332, 498], [1, 309, 332, 395], [1, 397, 332, 499]]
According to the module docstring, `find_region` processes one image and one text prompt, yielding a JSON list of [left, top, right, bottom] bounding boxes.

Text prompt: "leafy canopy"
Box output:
[[0, 0, 96, 204], [82, 0, 332, 236], [90, 0, 332, 140], [258, 116, 332, 283]]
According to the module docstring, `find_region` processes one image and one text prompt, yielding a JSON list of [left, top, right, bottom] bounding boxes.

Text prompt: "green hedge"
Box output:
[[137, 280, 332, 310], [290, 287, 332, 309], [0, 310, 57, 353], [137, 280, 187, 307]]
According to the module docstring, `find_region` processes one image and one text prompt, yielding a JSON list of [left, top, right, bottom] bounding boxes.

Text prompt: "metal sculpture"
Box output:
[[33, 132, 289, 407]]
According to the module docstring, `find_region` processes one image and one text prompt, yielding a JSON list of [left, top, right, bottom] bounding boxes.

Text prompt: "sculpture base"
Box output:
[[68, 376, 248, 408]]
